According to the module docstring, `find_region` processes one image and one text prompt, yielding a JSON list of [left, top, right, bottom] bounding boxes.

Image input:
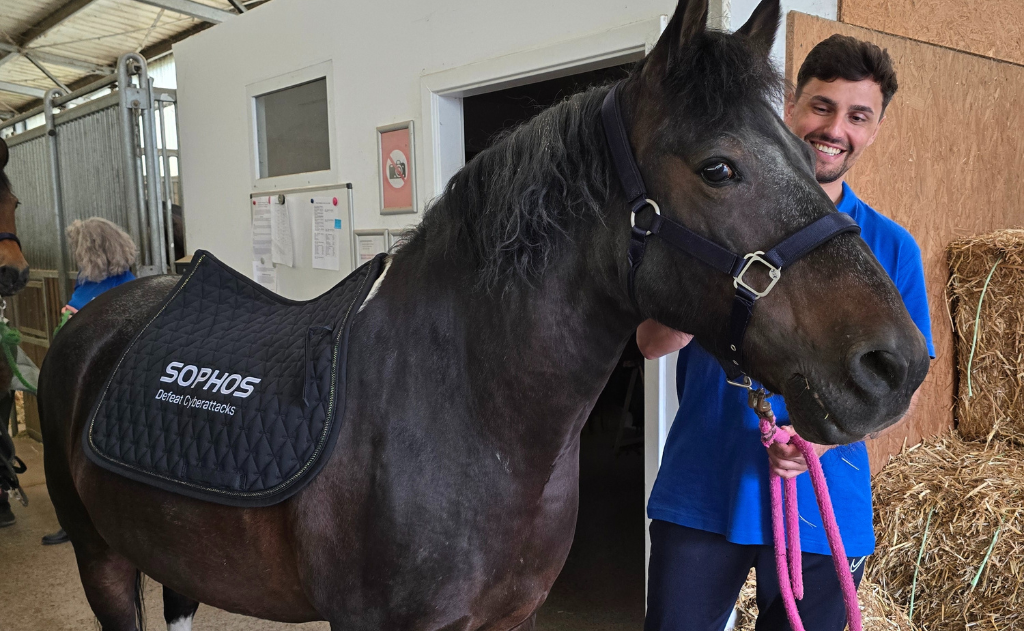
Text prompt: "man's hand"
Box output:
[[636, 319, 693, 360], [767, 425, 832, 479]]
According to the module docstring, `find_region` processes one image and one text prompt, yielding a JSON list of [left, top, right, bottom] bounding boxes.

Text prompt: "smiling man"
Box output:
[[640, 35, 935, 631]]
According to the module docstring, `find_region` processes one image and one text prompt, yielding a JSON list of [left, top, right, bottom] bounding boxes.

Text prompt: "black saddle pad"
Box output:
[[84, 249, 384, 507]]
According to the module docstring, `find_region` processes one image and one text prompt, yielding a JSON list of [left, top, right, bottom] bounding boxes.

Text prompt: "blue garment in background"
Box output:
[[67, 270, 136, 311], [647, 182, 934, 557]]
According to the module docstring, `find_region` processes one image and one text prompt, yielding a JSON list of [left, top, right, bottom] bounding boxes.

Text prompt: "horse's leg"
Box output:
[[163, 585, 200, 630], [72, 542, 144, 631]]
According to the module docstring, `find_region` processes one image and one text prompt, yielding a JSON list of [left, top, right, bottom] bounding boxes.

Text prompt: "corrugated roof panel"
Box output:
[[0, 0, 66, 42], [1, 0, 268, 117], [1, 55, 82, 88], [0, 94, 35, 114], [28, 0, 201, 64]]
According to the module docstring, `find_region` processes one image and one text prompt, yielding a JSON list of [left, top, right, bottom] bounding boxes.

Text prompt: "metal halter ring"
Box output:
[[726, 374, 752, 390], [734, 251, 782, 300], [630, 199, 661, 235]]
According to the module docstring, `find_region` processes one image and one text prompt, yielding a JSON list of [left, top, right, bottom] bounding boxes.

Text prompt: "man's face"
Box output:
[[785, 77, 886, 184]]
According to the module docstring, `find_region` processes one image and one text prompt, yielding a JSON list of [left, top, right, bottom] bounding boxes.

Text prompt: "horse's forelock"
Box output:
[[659, 30, 784, 130]]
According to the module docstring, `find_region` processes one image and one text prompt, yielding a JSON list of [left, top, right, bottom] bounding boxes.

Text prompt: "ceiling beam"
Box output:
[[133, 0, 236, 23], [18, 0, 102, 47], [0, 42, 112, 74], [8, 73, 101, 114], [25, 55, 72, 92], [0, 54, 21, 71], [0, 81, 46, 99]]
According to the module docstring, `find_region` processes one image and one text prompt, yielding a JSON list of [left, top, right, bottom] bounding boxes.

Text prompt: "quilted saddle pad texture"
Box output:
[[84, 250, 384, 507]]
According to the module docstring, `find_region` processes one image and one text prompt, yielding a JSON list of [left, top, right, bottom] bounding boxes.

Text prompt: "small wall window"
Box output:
[[254, 78, 330, 178]]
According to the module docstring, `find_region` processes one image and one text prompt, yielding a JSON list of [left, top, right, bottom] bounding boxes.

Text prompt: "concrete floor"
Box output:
[[0, 417, 643, 631]]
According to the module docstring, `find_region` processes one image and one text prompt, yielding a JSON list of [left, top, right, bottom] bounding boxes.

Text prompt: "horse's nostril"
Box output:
[[0, 265, 26, 291], [850, 347, 908, 397]]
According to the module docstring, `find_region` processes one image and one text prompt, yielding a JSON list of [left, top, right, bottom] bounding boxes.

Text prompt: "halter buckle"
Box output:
[[734, 251, 781, 299], [629, 199, 661, 236], [726, 374, 752, 389]]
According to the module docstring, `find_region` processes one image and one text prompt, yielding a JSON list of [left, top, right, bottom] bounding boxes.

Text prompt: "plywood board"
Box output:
[[787, 12, 1024, 472], [840, 0, 1024, 67]]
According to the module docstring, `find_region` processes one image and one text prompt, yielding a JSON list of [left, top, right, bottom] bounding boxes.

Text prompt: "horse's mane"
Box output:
[[406, 30, 782, 291]]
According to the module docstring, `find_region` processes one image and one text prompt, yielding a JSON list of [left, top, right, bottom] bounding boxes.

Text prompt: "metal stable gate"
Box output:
[[0, 54, 180, 438]]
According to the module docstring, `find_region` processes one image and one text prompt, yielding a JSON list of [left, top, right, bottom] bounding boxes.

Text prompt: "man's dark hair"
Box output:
[[796, 34, 898, 114]]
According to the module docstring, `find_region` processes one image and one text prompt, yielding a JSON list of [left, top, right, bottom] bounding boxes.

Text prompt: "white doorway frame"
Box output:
[[419, 18, 663, 197]]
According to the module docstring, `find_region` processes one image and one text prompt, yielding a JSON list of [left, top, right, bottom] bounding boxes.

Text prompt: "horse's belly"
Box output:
[[73, 451, 321, 622]]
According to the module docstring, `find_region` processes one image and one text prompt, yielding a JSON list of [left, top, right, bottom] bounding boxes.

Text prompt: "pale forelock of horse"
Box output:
[[406, 29, 784, 292]]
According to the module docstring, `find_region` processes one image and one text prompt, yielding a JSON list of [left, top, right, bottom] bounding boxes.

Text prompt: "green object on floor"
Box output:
[[0, 320, 36, 395]]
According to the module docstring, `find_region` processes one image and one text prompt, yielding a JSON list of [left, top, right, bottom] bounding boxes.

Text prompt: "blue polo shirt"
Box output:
[[68, 270, 136, 311], [647, 182, 934, 557]]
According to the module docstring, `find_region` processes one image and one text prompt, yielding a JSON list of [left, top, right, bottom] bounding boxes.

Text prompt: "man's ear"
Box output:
[[735, 0, 781, 55]]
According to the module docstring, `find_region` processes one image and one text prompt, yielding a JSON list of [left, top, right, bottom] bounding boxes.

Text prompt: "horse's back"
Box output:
[[38, 274, 177, 451]]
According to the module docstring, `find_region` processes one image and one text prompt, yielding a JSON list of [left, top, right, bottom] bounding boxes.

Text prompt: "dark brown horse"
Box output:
[[0, 139, 30, 296], [0, 137, 32, 392], [39, 1, 930, 628]]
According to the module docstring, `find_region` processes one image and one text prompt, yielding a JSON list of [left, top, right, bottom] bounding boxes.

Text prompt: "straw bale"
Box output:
[[948, 230, 1024, 443], [869, 431, 1024, 630]]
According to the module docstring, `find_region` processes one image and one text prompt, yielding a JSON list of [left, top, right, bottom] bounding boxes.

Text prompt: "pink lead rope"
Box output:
[[749, 388, 862, 631]]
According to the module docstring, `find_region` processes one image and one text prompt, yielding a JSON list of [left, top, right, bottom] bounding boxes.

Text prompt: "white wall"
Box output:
[[174, 0, 679, 293], [728, 0, 838, 70]]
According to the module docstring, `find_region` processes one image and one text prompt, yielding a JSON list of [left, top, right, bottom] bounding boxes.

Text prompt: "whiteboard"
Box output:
[[250, 183, 356, 301]]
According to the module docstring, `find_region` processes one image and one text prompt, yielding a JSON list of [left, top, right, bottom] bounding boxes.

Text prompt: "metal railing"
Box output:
[[0, 54, 181, 303]]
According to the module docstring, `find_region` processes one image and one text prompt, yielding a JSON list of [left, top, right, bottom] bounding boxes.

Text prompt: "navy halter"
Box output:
[[600, 83, 860, 383]]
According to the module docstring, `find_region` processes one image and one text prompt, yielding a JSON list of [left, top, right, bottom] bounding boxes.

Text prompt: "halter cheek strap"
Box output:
[[600, 83, 860, 381]]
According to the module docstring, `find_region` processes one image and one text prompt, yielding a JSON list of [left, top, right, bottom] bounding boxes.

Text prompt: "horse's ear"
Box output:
[[735, 0, 781, 54], [647, 0, 709, 72], [673, 0, 710, 48], [0, 138, 7, 172]]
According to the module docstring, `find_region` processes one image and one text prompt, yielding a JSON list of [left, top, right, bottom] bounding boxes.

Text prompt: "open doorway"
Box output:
[[462, 63, 646, 630]]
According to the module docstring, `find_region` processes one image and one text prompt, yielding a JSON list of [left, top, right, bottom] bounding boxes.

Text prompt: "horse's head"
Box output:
[[621, 0, 929, 443], [0, 139, 28, 296]]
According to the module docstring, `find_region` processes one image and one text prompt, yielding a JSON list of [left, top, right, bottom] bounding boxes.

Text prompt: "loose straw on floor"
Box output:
[[908, 507, 934, 623]]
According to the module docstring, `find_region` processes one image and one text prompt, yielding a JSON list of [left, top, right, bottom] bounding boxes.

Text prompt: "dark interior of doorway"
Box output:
[[463, 63, 646, 630]]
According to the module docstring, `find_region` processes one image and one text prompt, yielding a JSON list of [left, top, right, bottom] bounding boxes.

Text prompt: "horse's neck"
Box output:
[[385, 231, 637, 455]]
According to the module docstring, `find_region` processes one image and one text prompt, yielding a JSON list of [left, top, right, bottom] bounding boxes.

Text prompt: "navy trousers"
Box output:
[[645, 520, 865, 631]]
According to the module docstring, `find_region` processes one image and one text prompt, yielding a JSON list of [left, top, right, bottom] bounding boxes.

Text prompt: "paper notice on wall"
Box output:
[[311, 196, 340, 271], [356, 233, 387, 264], [271, 196, 294, 267], [252, 261, 277, 291], [251, 198, 272, 263]]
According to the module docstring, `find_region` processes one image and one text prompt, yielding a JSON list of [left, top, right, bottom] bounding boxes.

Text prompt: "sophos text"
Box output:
[[159, 361, 261, 398]]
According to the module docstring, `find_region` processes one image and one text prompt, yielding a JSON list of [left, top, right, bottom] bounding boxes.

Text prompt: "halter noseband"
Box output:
[[600, 83, 860, 383], [0, 233, 21, 251]]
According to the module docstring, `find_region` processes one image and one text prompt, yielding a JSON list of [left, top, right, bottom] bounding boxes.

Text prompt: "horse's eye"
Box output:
[[701, 162, 735, 184]]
